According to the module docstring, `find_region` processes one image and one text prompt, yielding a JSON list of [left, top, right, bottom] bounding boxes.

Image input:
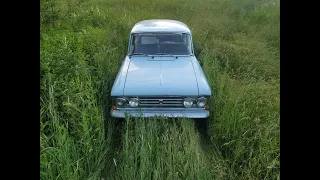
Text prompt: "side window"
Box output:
[[182, 34, 186, 43], [184, 33, 192, 54], [129, 34, 136, 54]]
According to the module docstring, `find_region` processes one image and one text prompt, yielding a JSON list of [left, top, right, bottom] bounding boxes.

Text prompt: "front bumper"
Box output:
[[110, 108, 209, 118]]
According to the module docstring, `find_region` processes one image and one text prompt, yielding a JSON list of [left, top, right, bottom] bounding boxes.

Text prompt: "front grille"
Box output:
[[139, 97, 184, 108]]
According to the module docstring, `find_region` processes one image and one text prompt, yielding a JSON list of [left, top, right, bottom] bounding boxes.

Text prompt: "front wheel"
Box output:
[[194, 118, 209, 137]]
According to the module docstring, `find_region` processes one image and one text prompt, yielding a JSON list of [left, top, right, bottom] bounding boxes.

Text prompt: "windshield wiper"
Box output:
[[155, 53, 172, 55], [132, 53, 146, 55]]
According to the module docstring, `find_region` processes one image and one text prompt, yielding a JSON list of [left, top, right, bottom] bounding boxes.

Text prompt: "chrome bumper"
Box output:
[[110, 108, 209, 118]]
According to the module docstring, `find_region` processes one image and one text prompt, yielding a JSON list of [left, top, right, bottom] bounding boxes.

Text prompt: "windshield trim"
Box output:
[[128, 32, 194, 56]]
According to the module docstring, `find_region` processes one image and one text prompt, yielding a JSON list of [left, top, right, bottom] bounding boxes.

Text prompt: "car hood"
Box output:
[[123, 56, 199, 96]]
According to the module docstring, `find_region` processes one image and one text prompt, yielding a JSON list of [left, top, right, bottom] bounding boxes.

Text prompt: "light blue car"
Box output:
[[110, 19, 212, 119]]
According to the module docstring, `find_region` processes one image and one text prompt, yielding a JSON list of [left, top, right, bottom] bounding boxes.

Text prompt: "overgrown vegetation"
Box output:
[[40, 0, 280, 179]]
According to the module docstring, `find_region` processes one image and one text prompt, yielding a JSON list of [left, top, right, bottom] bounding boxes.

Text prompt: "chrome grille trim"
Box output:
[[139, 98, 183, 101], [139, 97, 183, 107]]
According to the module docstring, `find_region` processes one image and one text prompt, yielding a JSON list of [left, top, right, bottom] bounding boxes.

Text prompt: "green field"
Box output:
[[40, 0, 280, 179]]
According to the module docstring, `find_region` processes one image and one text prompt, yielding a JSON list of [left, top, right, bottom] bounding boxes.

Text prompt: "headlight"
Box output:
[[129, 98, 139, 107], [183, 98, 194, 108], [115, 98, 127, 107], [197, 97, 207, 107]]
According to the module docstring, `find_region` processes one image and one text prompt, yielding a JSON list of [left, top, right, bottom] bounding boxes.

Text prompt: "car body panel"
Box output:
[[111, 108, 209, 118], [131, 19, 191, 33], [110, 56, 131, 97], [190, 57, 212, 96], [123, 56, 199, 96]]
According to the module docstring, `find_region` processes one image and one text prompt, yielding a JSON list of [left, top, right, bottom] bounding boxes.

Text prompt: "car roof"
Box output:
[[131, 19, 191, 33]]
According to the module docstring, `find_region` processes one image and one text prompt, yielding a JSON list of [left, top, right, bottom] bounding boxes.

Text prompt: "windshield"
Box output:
[[129, 33, 192, 55]]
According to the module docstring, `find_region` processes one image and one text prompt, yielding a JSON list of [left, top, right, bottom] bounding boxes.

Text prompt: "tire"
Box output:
[[194, 118, 209, 137], [114, 117, 124, 127]]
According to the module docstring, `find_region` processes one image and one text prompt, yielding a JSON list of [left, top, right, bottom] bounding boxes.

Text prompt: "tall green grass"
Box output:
[[40, 0, 279, 179], [107, 117, 221, 179]]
